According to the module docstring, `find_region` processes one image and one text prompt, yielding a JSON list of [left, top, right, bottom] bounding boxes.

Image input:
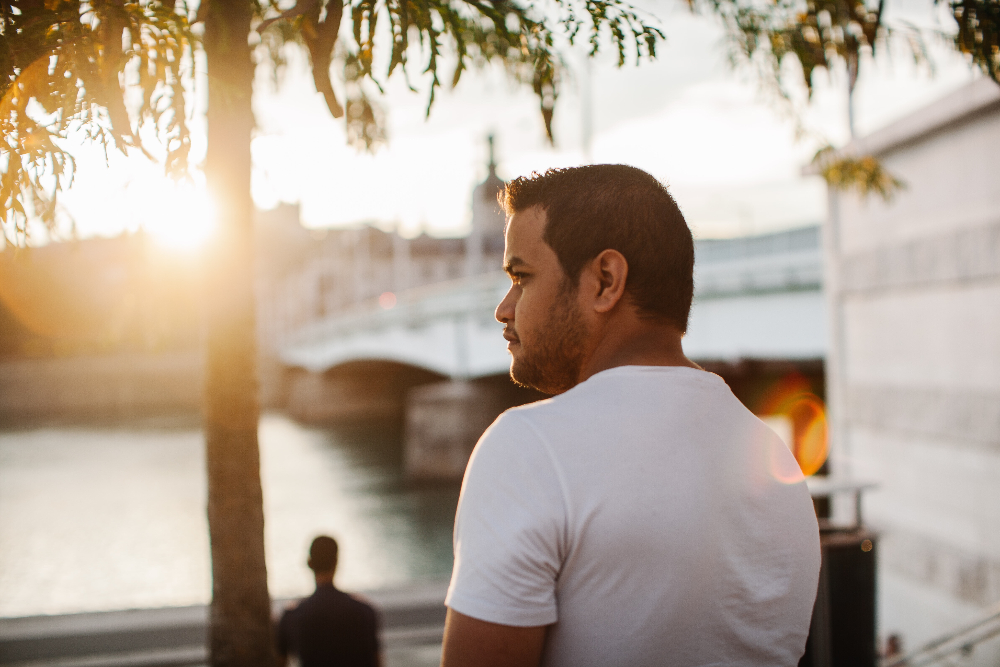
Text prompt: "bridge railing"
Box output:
[[694, 226, 823, 298], [279, 224, 828, 372], [881, 603, 1000, 667], [283, 271, 510, 351]]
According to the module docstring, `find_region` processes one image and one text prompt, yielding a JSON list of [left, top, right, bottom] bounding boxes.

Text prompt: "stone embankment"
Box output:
[[0, 352, 203, 425], [0, 582, 447, 667]]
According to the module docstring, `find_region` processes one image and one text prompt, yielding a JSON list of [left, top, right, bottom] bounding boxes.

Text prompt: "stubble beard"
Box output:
[[509, 281, 588, 395]]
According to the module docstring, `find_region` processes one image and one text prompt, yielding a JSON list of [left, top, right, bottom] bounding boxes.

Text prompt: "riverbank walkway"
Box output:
[[0, 581, 447, 667]]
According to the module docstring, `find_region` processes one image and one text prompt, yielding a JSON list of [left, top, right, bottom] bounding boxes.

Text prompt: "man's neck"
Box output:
[[314, 572, 335, 588], [578, 315, 699, 384]]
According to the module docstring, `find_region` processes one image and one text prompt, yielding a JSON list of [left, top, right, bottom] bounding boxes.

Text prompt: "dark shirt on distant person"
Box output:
[[277, 583, 380, 667]]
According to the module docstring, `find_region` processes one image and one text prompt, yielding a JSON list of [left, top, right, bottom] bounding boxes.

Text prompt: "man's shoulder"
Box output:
[[524, 366, 732, 420], [485, 368, 655, 434], [463, 406, 568, 511], [342, 591, 378, 616], [333, 589, 379, 623], [296, 587, 379, 621], [475, 403, 556, 463], [477, 373, 633, 456], [489, 386, 587, 434]]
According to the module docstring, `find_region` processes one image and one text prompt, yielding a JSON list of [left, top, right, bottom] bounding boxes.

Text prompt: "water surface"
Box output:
[[0, 413, 460, 617]]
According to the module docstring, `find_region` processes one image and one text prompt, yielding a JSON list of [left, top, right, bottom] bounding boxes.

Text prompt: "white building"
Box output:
[[820, 78, 1000, 659]]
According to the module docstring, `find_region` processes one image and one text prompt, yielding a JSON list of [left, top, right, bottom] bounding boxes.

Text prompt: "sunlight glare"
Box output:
[[760, 373, 829, 478], [132, 179, 216, 251]]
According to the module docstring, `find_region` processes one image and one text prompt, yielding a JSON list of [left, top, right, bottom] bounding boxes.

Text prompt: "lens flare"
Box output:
[[379, 292, 397, 309], [768, 430, 807, 484], [135, 179, 216, 252], [760, 373, 829, 478]]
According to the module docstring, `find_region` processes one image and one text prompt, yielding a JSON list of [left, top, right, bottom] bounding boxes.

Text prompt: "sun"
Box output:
[[132, 178, 216, 251]]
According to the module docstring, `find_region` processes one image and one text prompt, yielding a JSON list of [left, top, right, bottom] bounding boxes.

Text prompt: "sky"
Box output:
[[48, 0, 982, 244]]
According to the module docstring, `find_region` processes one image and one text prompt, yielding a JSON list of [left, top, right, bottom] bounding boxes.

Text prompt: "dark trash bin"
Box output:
[[800, 527, 878, 667], [800, 479, 879, 667]]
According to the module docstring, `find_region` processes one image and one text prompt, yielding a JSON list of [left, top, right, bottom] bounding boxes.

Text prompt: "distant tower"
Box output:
[[466, 135, 506, 277]]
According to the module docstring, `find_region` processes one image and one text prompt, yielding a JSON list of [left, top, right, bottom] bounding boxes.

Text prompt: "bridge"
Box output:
[[276, 225, 826, 479], [279, 225, 826, 376], [280, 272, 512, 379]]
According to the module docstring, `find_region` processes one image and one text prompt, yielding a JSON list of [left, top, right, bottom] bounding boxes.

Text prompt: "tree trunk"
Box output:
[[203, 3, 274, 666]]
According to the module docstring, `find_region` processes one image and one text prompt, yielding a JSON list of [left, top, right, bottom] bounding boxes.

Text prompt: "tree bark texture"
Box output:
[[203, 3, 274, 666]]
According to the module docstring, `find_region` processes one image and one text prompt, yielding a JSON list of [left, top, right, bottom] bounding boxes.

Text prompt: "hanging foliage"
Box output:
[[948, 0, 1000, 81], [695, 0, 885, 101], [253, 0, 663, 149], [812, 145, 906, 200], [0, 1, 196, 245], [692, 0, 999, 199], [2, 0, 663, 245]]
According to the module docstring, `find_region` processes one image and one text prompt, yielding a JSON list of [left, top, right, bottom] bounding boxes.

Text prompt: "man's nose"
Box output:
[[496, 285, 516, 323]]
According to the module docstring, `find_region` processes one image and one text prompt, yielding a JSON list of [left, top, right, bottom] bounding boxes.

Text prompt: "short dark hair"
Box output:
[[309, 535, 339, 572], [502, 165, 694, 331]]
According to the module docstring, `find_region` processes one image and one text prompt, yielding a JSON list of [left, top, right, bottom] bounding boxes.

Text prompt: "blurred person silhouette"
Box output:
[[277, 535, 381, 667]]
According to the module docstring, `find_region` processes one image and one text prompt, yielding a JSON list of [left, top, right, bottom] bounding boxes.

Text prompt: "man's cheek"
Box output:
[[515, 304, 531, 336]]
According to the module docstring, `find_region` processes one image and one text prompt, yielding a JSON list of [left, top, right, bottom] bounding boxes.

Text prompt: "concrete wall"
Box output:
[[283, 360, 445, 424], [0, 351, 203, 425], [0, 352, 294, 424], [824, 79, 1000, 659], [403, 375, 547, 480], [404, 380, 504, 480]]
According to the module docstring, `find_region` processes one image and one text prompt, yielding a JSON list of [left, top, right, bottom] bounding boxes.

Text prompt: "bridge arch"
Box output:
[[279, 273, 513, 380], [282, 359, 446, 424]]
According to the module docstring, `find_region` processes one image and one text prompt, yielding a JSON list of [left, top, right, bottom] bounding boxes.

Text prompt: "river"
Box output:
[[0, 413, 461, 618]]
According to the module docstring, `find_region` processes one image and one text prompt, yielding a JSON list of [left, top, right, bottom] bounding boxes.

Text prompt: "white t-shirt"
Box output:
[[446, 366, 821, 667]]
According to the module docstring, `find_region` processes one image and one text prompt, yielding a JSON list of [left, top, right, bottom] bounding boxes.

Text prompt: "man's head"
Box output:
[[308, 535, 339, 577], [495, 165, 694, 394]]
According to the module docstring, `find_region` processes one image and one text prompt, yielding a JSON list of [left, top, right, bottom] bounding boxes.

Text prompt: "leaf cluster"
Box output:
[[0, 0, 195, 245], [947, 0, 999, 82], [1, 0, 662, 245], [696, 0, 998, 98], [812, 145, 905, 200], [255, 0, 663, 149], [695, 0, 885, 98], [693, 0, 999, 200]]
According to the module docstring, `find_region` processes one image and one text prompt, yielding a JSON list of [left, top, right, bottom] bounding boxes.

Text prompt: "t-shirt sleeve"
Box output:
[[445, 411, 567, 627]]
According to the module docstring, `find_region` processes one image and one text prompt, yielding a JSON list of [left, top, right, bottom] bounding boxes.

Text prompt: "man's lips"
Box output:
[[503, 330, 520, 345]]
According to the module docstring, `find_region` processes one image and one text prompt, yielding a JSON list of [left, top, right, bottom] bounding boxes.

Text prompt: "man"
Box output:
[[277, 536, 381, 667], [441, 165, 821, 667]]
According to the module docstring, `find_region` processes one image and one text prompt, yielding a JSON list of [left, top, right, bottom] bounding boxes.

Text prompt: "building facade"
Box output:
[[821, 78, 1000, 659]]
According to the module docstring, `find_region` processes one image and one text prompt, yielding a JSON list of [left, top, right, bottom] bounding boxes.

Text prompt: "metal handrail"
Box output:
[[881, 603, 1000, 667]]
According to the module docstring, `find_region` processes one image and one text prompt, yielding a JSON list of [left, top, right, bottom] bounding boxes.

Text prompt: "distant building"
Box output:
[[465, 135, 506, 277], [818, 78, 1000, 660], [259, 140, 506, 355], [0, 233, 207, 421], [0, 234, 203, 359]]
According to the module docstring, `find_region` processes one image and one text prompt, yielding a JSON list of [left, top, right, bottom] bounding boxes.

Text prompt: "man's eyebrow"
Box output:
[[503, 257, 527, 274]]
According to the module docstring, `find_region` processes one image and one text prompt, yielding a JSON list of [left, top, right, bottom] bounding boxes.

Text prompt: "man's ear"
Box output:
[[585, 249, 628, 314]]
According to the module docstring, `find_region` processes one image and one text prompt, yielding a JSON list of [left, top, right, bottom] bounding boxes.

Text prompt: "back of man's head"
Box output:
[[502, 164, 694, 332], [308, 535, 339, 573]]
